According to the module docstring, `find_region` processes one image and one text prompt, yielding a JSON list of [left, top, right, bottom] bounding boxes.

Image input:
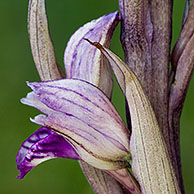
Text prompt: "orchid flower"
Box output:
[[17, 0, 140, 193]]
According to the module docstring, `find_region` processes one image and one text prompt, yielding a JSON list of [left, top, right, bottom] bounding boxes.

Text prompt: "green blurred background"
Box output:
[[0, 0, 193, 193]]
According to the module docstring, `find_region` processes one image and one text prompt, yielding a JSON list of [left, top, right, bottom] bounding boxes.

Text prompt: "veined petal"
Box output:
[[88, 42, 181, 193], [64, 12, 119, 98], [16, 127, 79, 179], [21, 79, 130, 170]]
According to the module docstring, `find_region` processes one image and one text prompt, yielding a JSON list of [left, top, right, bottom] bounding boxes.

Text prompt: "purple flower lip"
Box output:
[[16, 127, 80, 179]]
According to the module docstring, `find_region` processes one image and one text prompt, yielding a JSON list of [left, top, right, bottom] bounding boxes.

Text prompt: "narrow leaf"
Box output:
[[28, 0, 64, 80], [171, 2, 194, 72], [171, 1, 194, 79]]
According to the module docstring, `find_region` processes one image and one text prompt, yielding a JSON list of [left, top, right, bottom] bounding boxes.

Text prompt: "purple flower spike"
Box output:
[[16, 127, 79, 179], [21, 79, 131, 171]]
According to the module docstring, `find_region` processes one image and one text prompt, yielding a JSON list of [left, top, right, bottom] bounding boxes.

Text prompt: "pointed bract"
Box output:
[[89, 41, 181, 194], [16, 127, 79, 179], [28, 0, 64, 80]]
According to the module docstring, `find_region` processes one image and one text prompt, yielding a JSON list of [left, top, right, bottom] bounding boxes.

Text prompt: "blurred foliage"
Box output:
[[0, 0, 193, 193]]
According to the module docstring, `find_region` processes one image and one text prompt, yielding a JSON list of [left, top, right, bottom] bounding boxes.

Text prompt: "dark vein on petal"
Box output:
[[37, 83, 122, 125], [48, 111, 127, 152], [39, 92, 128, 150], [27, 138, 40, 144], [72, 40, 86, 78], [70, 24, 104, 80], [26, 154, 45, 162], [70, 38, 82, 78], [21, 145, 30, 150], [49, 127, 127, 166], [41, 90, 94, 114]]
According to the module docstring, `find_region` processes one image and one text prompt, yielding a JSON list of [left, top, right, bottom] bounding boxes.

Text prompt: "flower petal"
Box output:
[[21, 79, 130, 170], [89, 42, 181, 193], [64, 12, 119, 98], [16, 127, 79, 179]]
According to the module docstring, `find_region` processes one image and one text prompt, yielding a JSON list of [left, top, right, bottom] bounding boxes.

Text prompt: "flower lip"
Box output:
[[16, 127, 80, 179]]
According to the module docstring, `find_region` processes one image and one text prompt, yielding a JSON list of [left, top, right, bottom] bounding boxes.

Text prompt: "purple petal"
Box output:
[[21, 79, 130, 170], [64, 12, 119, 98], [16, 127, 79, 179]]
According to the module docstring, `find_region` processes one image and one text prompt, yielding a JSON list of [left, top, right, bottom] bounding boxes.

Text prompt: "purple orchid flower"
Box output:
[[17, 0, 141, 193], [19, 78, 131, 170]]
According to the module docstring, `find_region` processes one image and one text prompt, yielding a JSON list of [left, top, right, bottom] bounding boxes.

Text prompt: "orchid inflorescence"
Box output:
[[17, 0, 194, 193]]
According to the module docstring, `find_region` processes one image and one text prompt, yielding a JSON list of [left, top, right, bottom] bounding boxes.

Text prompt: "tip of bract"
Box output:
[[84, 38, 104, 50]]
